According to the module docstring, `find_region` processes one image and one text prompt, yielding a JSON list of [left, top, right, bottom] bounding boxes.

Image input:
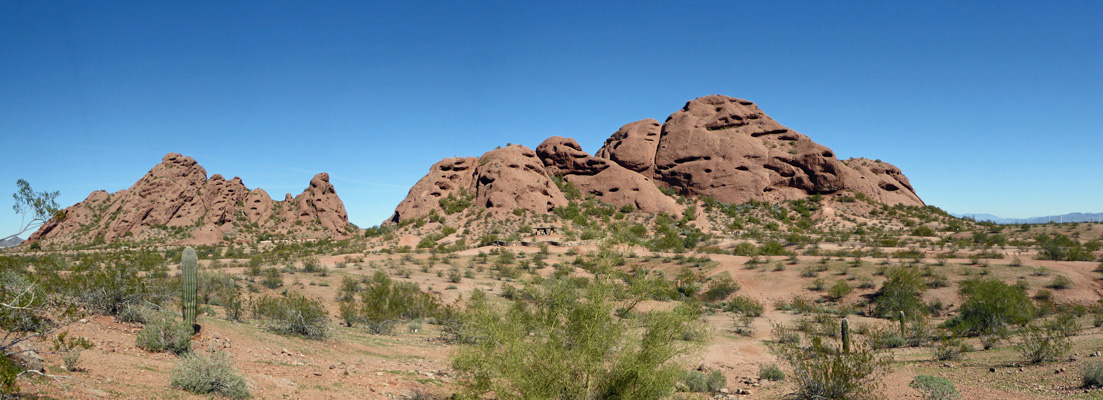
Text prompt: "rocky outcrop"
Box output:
[[388, 157, 480, 223], [641, 95, 922, 206], [388, 94, 923, 225], [536, 137, 681, 215], [842, 158, 924, 206], [474, 145, 567, 215], [28, 153, 349, 245], [595, 119, 662, 176]]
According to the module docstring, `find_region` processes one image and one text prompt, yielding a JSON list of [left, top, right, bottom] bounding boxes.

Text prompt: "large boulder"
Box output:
[[594, 119, 662, 176]]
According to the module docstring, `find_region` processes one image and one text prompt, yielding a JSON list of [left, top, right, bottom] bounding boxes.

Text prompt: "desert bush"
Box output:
[[1016, 323, 1071, 364], [170, 349, 249, 399], [909, 375, 960, 400], [52, 331, 93, 371], [360, 272, 441, 325], [260, 267, 283, 289], [759, 363, 785, 381], [945, 278, 1034, 336], [932, 335, 969, 361], [827, 280, 851, 301], [451, 276, 702, 400], [681, 369, 726, 393], [723, 295, 764, 317], [1047, 275, 1074, 290], [873, 266, 927, 319], [700, 273, 739, 302], [775, 333, 891, 400], [252, 293, 329, 339], [136, 311, 192, 355], [1082, 361, 1103, 388]]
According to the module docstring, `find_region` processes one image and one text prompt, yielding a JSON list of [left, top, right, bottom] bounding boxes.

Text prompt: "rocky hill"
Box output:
[[28, 153, 349, 245], [389, 95, 923, 224]]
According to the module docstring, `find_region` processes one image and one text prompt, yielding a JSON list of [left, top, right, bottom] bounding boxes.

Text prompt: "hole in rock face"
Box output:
[[879, 182, 900, 192], [609, 187, 620, 192], [822, 151, 834, 158], [704, 169, 712, 173], [736, 166, 749, 171]]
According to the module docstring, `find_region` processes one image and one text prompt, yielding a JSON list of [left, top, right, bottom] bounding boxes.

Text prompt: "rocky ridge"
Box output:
[[389, 95, 922, 224], [28, 153, 349, 245]]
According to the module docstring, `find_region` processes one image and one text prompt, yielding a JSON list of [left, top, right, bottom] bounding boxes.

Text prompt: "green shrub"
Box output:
[[170, 349, 249, 399], [759, 363, 785, 381], [827, 280, 851, 301], [252, 293, 329, 339], [776, 335, 890, 400], [723, 295, 764, 317], [700, 273, 739, 302], [360, 272, 440, 325], [136, 312, 192, 355], [874, 266, 927, 319], [452, 277, 702, 400], [1047, 275, 1074, 290], [1082, 361, 1103, 388], [260, 268, 283, 289], [945, 278, 1035, 336], [909, 375, 960, 400], [1016, 323, 1071, 364]]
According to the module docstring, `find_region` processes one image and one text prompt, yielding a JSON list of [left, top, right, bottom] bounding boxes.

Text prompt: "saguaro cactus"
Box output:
[[182, 247, 199, 334], [898, 310, 906, 339], [841, 318, 850, 354]]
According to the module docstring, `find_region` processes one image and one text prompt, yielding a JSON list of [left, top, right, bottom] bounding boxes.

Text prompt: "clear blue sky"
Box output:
[[2, 1, 1101, 237]]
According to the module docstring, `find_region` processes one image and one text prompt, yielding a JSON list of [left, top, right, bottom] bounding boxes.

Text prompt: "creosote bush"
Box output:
[[136, 311, 192, 355], [252, 293, 329, 340], [1082, 361, 1103, 388], [909, 375, 960, 400], [171, 349, 250, 399]]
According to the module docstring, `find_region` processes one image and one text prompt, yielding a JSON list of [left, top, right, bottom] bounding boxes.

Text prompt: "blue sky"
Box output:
[[2, 1, 1101, 237]]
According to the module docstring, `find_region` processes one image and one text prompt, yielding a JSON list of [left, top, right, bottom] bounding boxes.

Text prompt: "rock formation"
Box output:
[[536, 137, 681, 215], [389, 94, 923, 225], [28, 153, 349, 245]]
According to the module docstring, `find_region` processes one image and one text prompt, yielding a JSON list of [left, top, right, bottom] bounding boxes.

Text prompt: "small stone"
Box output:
[[719, 388, 729, 394], [990, 368, 996, 373], [329, 365, 336, 369], [313, 371, 322, 376], [376, 372, 384, 376]]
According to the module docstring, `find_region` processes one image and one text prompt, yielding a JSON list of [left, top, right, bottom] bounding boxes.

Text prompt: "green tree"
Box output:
[[873, 266, 926, 319], [5, 179, 62, 242]]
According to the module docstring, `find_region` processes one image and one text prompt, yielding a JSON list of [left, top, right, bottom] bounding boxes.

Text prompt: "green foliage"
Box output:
[[252, 293, 329, 339], [1082, 361, 1103, 388], [723, 295, 764, 317], [775, 332, 890, 400], [700, 273, 739, 303], [945, 278, 1035, 336], [0, 356, 18, 396], [759, 363, 785, 381], [827, 280, 851, 301], [874, 266, 926, 319], [136, 311, 193, 355], [181, 247, 198, 333], [451, 277, 703, 400], [1016, 323, 1071, 363], [909, 375, 960, 400], [171, 349, 250, 399], [8, 179, 61, 240], [1036, 233, 1095, 261], [439, 191, 474, 215], [52, 331, 93, 371], [360, 272, 440, 325], [260, 267, 283, 289], [681, 369, 726, 393]]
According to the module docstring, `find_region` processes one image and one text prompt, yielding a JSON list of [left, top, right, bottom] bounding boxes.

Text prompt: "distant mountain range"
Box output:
[[0, 236, 23, 248], [952, 212, 1103, 225]]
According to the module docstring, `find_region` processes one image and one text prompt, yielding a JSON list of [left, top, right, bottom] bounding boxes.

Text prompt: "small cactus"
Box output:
[[182, 247, 199, 334], [898, 310, 906, 339], [841, 318, 850, 354]]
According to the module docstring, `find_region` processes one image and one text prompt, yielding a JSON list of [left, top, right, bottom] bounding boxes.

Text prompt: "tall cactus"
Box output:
[[182, 247, 199, 334], [841, 318, 850, 354]]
